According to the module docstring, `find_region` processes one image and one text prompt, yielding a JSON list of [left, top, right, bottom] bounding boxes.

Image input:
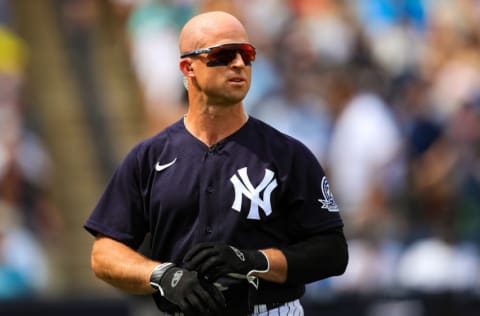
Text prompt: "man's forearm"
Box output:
[[252, 248, 288, 283], [91, 235, 159, 294]]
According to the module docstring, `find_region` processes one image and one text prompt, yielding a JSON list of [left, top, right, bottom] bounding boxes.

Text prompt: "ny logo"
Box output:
[[230, 167, 278, 220]]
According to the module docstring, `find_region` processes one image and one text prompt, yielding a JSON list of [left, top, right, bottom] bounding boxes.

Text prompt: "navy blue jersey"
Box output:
[[85, 116, 343, 265]]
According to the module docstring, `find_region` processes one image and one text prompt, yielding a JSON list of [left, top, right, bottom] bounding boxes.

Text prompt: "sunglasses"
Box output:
[[180, 43, 256, 67]]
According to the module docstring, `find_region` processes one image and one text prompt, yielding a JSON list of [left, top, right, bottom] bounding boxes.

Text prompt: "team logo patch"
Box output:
[[318, 176, 339, 212], [230, 167, 278, 220]]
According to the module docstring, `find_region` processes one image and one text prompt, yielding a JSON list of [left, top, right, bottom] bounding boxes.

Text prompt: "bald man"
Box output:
[[85, 11, 348, 316]]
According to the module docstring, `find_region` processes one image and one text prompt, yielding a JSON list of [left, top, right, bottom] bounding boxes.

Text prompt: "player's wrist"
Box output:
[[149, 262, 176, 295]]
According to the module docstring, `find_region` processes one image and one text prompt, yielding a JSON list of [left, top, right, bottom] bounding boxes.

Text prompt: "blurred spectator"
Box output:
[[325, 65, 406, 240], [420, 0, 480, 122], [0, 25, 62, 243], [113, 0, 194, 134], [350, 0, 427, 75], [250, 17, 333, 162], [0, 200, 49, 299], [291, 0, 357, 65], [448, 98, 480, 244], [236, 0, 287, 112], [396, 237, 480, 292], [427, 32, 480, 122]]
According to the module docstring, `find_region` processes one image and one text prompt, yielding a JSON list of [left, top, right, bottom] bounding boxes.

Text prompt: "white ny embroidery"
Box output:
[[230, 167, 278, 220]]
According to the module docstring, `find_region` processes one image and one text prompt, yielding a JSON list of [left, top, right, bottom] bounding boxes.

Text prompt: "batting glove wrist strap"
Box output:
[[245, 250, 270, 289], [149, 262, 176, 295]]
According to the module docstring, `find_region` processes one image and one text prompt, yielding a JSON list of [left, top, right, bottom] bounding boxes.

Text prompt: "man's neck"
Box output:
[[184, 104, 248, 147]]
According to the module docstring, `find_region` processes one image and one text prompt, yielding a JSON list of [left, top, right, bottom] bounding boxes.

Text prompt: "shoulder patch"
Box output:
[[318, 176, 339, 212]]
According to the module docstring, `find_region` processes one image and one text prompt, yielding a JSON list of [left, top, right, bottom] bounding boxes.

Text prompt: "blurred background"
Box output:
[[1, 0, 480, 315]]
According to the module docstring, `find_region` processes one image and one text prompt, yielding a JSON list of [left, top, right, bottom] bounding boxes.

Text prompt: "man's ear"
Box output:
[[180, 59, 193, 76]]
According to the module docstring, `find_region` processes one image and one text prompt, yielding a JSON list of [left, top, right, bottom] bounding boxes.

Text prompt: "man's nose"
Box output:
[[230, 52, 246, 67]]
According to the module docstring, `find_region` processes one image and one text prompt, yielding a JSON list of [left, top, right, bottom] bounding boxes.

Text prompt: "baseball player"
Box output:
[[85, 11, 348, 316]]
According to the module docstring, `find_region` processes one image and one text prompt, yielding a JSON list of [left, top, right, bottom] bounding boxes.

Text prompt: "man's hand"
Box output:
[[150, 263, 226, 316], [183, 242, 269, 285]]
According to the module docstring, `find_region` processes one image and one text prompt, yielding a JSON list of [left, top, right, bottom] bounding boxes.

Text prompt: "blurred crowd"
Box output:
[[1, 0, 480, 305], [0, 2, 62, 299]]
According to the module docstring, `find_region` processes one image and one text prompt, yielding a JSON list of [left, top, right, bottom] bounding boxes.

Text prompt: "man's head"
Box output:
[[178, 11, 254, 106]]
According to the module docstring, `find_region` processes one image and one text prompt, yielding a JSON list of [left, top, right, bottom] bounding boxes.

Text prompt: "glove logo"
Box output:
[[171, 270, 183, 288], [229, 246, 246, 262], [230, 167, 278, 220], [318, 176, 339, 212]]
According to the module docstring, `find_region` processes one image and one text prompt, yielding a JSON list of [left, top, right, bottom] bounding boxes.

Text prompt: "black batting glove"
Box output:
[[183, 242, 270, 288], [149, 263, 226, 316]]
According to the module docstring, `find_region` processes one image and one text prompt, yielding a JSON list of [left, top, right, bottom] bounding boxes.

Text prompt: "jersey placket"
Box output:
[[197, 145, 224, 240]]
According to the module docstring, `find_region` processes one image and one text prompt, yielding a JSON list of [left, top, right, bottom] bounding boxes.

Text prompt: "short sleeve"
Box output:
[[84, 145, 148, 249], [286, 142, 343, 239]]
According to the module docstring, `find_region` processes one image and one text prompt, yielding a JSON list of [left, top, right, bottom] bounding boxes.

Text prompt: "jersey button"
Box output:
[[205, 226, 213, 234], [207, 186, 214, 193]]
